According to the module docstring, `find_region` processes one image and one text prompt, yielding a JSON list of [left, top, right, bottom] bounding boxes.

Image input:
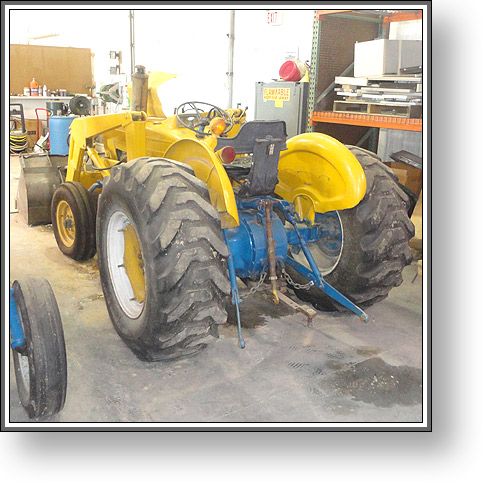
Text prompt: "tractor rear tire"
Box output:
[[288, 146, 415, 311], [11, 278, 67, 418], [97, 157, 230, 361], [51, 181, 96, 261]]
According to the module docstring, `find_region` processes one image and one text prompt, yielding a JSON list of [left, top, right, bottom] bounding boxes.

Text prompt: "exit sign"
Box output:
[[266, 10, 283, 25]]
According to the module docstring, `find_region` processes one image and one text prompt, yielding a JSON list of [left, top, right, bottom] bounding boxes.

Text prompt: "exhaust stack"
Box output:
[[131, 65, 148, 113]]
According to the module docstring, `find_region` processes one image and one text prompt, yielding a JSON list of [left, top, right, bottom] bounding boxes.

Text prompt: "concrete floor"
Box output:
[[9, 155, 423, 423]]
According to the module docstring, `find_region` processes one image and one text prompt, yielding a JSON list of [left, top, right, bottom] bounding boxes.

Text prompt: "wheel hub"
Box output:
[[290, 211, 344, 276], [56, 200, 76, 247], [106, 210, 146, 319], [122, 224, 145, 304]]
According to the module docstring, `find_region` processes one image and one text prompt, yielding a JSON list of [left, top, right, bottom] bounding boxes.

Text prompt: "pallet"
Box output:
[[333, 100, 422, 119]]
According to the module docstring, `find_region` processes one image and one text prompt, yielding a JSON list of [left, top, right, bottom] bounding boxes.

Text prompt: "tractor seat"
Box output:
[[216, 120, 287, 197]]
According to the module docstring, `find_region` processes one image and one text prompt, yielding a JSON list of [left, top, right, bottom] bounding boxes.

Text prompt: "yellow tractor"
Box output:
[[34, 66, 414, 360]]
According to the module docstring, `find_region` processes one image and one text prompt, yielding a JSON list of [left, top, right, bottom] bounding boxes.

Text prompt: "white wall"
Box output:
[[136, 9, 315, 116], [9, 9, 315, 116], [233, 9, 314, 117], [133, 10, 230, 114]]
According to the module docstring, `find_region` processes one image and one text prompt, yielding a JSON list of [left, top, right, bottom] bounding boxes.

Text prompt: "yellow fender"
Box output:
[[164, 139, 239, 229], [276, 132, 366, 222]]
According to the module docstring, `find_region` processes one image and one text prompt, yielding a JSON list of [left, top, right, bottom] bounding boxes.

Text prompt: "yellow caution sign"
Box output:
[[263, 87, 291, 108]]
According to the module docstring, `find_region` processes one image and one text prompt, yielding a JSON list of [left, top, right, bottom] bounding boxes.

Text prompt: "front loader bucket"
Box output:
[[16, 153, 66, 226]]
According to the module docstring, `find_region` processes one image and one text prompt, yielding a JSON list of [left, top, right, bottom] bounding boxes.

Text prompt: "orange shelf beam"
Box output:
[[316, 10, 422, 23], [311, 111, 422, 132], [315, 10, 352, 19], [383, 10, 423, 23]]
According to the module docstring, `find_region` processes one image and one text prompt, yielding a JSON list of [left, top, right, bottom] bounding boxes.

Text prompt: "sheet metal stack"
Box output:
[[333, 74, 422, 119]]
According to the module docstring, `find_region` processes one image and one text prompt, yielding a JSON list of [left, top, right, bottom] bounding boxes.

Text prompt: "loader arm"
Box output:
[[66, 112, 146, 187]]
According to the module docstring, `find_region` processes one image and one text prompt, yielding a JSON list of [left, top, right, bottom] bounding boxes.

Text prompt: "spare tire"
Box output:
[[11, 278, 67, 418], [287, 146, 415, 311]]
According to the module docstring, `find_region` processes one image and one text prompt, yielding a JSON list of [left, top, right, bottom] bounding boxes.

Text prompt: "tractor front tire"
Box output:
[[51, 181, 96, 261], [288, 146, 415, 311], [97, 157, 230, 361]]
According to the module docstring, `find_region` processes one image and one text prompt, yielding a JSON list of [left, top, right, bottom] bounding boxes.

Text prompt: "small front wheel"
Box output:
[[11, 278, 67, 419], [51, 181, 96, 260]]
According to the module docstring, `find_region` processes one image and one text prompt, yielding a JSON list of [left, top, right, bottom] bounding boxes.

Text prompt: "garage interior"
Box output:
[[8, 8, 424, 424]]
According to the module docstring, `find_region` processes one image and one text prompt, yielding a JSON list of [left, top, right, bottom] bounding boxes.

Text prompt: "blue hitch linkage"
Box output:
[[9, 287, 26, 350], [283, 209, 369, 322], [88, 180, 103, 193], [223, 231, 246, 349]]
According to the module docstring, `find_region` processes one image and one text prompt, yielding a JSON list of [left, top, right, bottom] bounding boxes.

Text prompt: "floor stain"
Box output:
[[325, 360, 348, 372], [322, 357, 422, 407], [78, 293, 105, 310], [327, 350, 346, 360], [226, 291, 293, 328], [226, 305, 266, 328], [356, 346, 380, 357], [75, 259, 100, 279]]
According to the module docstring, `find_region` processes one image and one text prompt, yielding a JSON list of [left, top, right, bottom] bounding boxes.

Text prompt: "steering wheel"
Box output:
[[175, 101, 233, 135]]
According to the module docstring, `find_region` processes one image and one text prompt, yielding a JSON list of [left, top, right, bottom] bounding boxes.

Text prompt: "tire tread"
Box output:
[[98, 157, 229, 361], [288, 147, 415, 311]]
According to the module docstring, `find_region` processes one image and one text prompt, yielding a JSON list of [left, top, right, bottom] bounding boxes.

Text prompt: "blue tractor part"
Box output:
[[223, 201, 289, 280], [223, 196, 368, 347], [9, 288, 26, 351]]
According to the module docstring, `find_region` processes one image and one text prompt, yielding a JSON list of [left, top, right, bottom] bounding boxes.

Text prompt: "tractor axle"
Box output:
[[223, 196, 368, 347]]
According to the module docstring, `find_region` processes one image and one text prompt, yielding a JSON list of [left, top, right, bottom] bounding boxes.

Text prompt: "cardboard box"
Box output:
[[354, 39, 422, 77], [24, 119, 39, 149], [388, 160, 422, 198]]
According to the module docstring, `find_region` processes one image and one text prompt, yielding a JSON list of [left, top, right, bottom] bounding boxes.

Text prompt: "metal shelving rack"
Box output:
[[306, 9, 423, 139], [311, 111, 422, 132]]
